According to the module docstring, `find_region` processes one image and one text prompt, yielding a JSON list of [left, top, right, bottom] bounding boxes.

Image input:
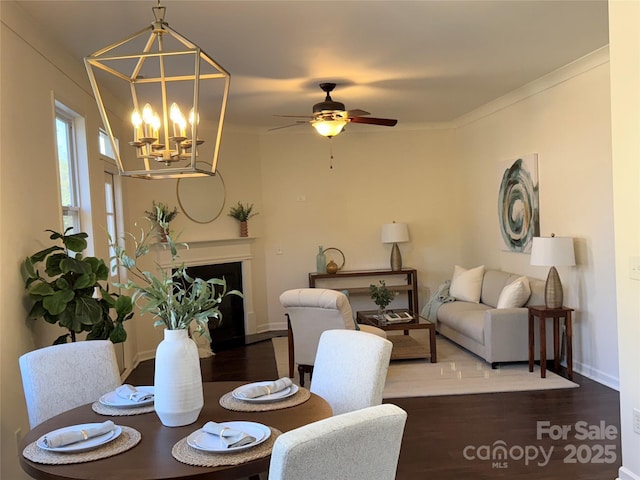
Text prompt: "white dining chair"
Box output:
[[310, 328, 392, 416], [19, 340, 121, 428], [268, 403, 407, 480], [280, 288, 386, 387]]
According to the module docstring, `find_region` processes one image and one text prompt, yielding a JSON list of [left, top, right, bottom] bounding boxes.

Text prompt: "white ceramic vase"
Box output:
[[154, 328, 204, 427]]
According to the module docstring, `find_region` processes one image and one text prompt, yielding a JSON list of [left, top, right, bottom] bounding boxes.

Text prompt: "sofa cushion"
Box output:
[[496, 276, 531, 308], [449, 265, 485, 303], [437, 301, 489, 344]]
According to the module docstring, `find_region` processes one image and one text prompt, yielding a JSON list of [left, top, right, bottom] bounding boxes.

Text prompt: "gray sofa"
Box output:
[[436, 269, 554, 366]]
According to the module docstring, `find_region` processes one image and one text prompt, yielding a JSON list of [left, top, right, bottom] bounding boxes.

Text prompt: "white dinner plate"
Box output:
[[231, 382, 299, 403], [99, 386, 154, 408], [36, 423, 122, 453], [187, 421, 271, 453]]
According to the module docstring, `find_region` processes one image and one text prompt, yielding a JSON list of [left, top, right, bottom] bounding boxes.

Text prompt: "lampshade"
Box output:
[[311, 119, 347, 138], [381, 222, 410, 244], [530, 235, 575, 309], [530, 236, 576, 267], [85, 2, 230, 179]]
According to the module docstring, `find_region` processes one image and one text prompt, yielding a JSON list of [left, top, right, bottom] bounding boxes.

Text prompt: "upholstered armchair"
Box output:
[[279, 288, 387, 387]]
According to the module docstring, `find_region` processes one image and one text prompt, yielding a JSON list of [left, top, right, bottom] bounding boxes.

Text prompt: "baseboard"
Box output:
[[618, 466, 640, 480], [573, 359, 620, 391], [246, 330, 286, 345]]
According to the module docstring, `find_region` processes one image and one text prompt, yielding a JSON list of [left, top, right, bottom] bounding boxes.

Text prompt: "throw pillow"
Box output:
[[496, 276, 532, 309], [449, 265, 485, 303]]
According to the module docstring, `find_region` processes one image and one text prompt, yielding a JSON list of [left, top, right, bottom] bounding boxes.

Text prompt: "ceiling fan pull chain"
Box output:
[[329, 139, 334, 169]]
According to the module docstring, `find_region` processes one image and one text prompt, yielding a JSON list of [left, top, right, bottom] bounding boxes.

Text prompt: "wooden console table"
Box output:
[[308, 268, 419, 314], [528, 305, 574, 380]]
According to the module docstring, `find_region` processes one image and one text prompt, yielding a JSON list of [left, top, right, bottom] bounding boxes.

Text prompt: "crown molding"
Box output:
[[453, 46, 610, 128]]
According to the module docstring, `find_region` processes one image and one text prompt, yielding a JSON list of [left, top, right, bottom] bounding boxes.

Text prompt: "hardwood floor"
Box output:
[[126, 336, 621, 480]]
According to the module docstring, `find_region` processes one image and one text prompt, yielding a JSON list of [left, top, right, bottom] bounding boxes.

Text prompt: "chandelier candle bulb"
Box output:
[[170, 103, 184, 138], [131, 110, 143, 142], [142, 103, 155, 138], [151, 114, 161, 140]]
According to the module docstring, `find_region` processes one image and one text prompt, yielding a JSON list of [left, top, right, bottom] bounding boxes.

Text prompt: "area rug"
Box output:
[[271, 331, 579, 399]]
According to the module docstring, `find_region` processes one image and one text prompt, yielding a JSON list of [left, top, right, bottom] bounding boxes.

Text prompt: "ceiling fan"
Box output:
[[272, 83, 398, 138]]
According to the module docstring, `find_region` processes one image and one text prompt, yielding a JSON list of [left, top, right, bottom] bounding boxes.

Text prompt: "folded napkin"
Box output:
[[202, 422, 256, 448], [235, 377, 293, 399], [43, 421, 116, 448], [115, 384, 154, 403]]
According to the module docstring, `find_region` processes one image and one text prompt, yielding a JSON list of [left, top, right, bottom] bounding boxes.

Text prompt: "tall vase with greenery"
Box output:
[[228, 201, 258, 237], [22, 228, 134, 345], [111, 220, 242, 426]]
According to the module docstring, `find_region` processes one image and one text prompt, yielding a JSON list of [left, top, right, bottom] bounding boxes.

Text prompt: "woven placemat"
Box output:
[[92, 402, 155, 416], [22, 426, 141, 465], [219, 388, 310, 412], [172, 427, 281, 467]]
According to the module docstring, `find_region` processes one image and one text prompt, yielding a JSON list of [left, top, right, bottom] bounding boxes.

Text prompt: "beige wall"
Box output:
[[609, 2, 640, 479], [1, 2, 121, 478], [455, 49, 619, 387], [258, 127, 462, 327]]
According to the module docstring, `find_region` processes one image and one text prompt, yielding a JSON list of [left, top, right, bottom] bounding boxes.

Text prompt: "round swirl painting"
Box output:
[[497, 155, 539, 253]]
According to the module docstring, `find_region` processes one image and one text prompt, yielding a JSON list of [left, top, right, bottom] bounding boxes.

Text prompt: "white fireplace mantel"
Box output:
[[153, 237, 257, 335]]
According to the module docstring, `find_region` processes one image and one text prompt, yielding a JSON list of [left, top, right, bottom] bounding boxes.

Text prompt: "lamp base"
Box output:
[[544, 266, 563, 308], [390, 243, 402, 271]]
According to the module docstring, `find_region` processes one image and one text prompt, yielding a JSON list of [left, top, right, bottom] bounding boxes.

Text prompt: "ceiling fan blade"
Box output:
[[346, 109, 370, 118], [268, 121, 309, 131], [349, 116, 398, 127], [274, 114, 314, 119]]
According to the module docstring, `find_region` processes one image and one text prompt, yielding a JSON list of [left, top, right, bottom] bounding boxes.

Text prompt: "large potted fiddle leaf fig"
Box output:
[[22, 228, 134, 345]]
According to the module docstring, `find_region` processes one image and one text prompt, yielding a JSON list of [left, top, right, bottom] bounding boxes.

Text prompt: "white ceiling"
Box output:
[[14, 0, 609, 134]]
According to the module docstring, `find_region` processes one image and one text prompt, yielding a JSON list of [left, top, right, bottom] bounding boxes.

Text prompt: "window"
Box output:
[[55, 106, 81, 233], [101, 128, 124, 284], [104, 170, 120, 281], [99, 128, 118, 160]]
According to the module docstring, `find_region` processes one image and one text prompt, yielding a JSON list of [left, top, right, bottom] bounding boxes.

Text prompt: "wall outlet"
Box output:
[[634, 408, 640, 434]]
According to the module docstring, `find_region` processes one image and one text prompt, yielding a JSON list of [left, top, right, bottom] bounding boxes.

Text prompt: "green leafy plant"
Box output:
[[22, 228, 134, 345], [369, 280, 396, 310], [145, 201, 179, 241], [145, 201, 179, 224], [110, 219, 242, 338], [228, 202, 258, 222]]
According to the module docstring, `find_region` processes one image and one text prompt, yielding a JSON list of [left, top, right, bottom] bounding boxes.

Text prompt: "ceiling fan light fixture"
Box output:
[[312, 119, 347, 138]]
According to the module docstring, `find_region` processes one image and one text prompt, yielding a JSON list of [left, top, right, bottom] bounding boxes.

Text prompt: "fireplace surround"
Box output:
[[155, 238, 256, 347]]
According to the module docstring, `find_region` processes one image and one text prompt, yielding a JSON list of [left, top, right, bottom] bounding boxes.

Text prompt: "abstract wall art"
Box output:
[[497, 154, 540, 253]]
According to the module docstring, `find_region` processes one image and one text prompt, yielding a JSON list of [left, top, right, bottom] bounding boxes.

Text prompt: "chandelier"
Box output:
[[85, 2, 230, 179]]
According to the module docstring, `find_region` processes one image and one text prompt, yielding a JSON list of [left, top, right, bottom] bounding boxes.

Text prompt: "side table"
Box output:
[[528, 305, 574, 380]]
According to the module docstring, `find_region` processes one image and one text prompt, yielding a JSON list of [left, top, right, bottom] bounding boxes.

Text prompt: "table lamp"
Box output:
[[381, 222, 409, 271], [530, 234, 575, 308]]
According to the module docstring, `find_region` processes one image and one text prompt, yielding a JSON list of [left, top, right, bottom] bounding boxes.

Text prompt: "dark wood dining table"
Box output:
[[19, 381, 332, 480]]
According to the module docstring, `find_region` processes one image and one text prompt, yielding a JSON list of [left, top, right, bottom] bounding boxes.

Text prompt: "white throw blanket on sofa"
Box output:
[[421, 280, 455, 322]]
